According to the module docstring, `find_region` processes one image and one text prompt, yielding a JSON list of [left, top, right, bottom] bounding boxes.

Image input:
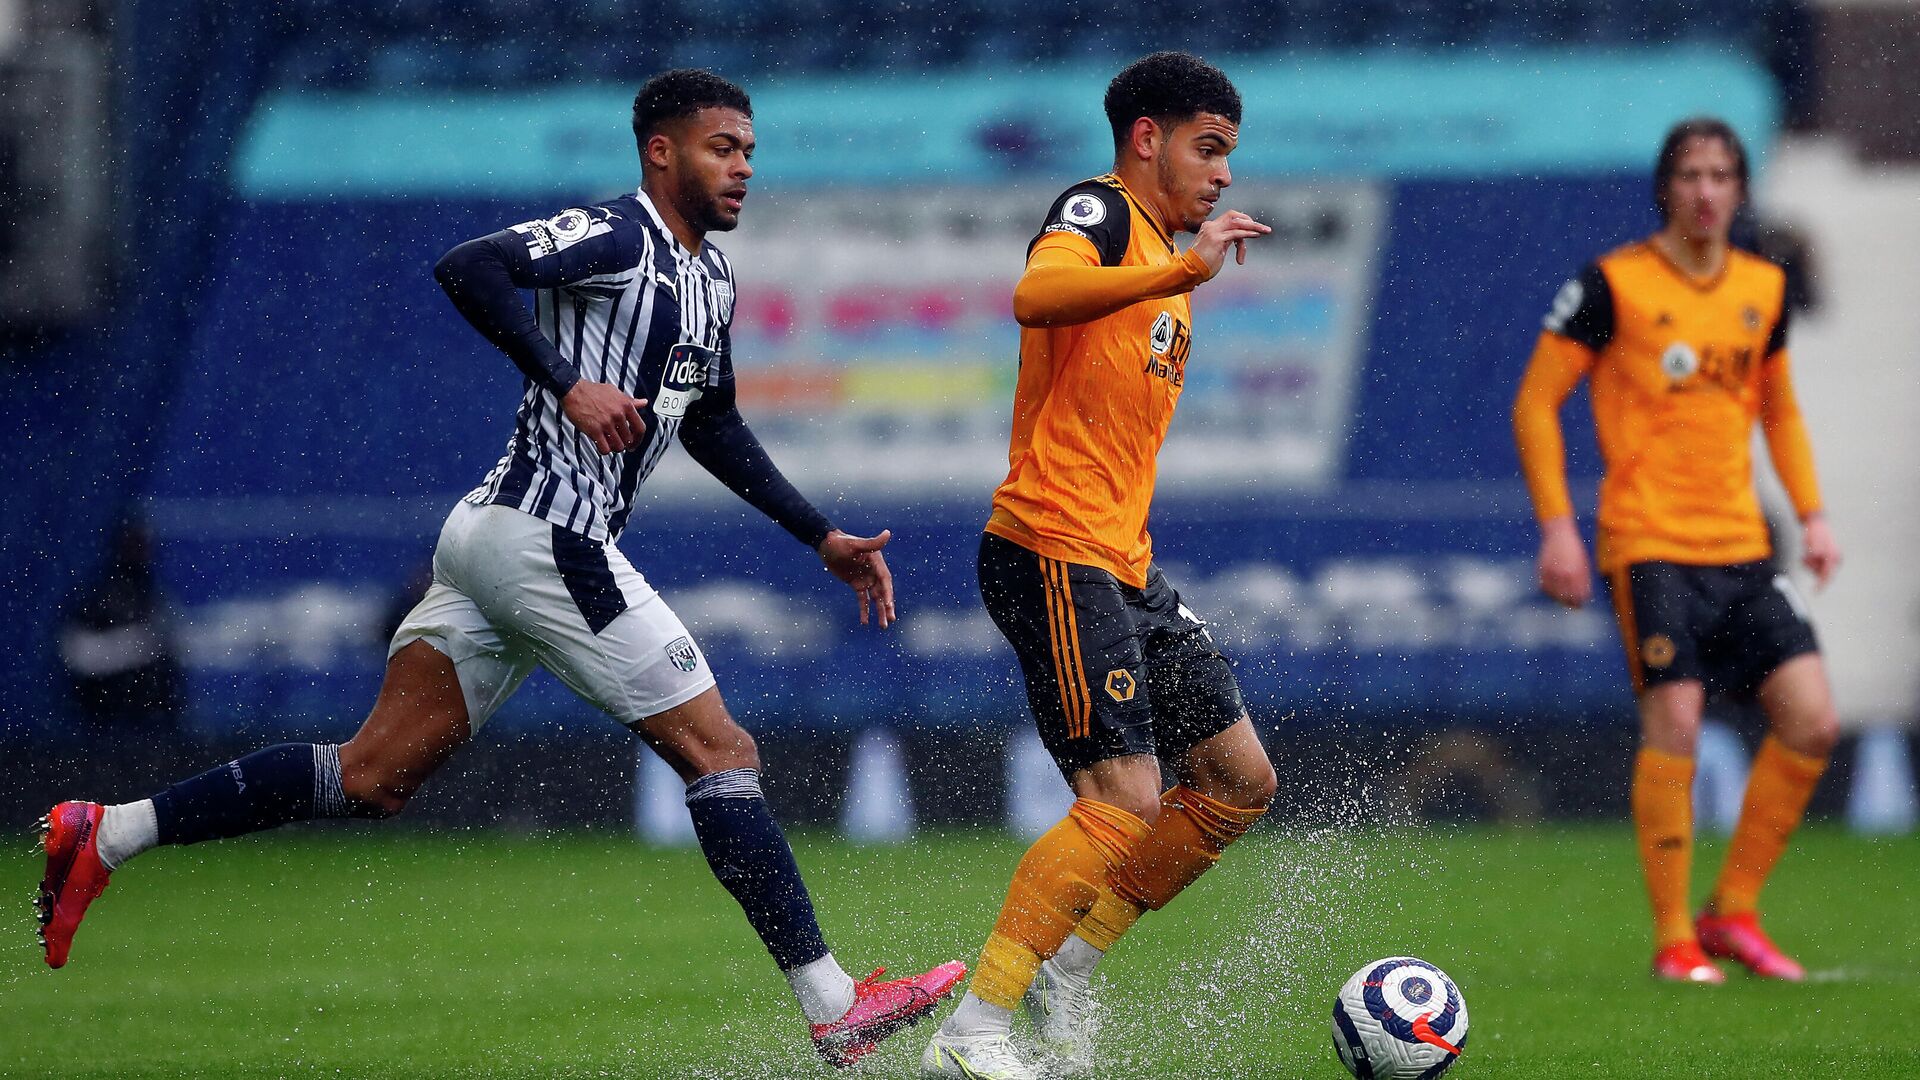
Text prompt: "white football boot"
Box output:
[[921, 1030, 1042, 1080], [1024, 957, 1097, 1077]]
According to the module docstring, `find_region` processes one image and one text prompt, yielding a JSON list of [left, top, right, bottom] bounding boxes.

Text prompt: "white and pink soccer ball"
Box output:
[[1331, 956, 1468, 1079]]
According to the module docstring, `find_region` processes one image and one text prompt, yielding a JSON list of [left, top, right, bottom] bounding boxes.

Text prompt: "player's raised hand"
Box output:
[[1188, 210, 1271, 279], [1537, 517, 1593, 608], [817, 529, 896, 628], [1801, 513, 1841, 588], [562, 380, 649, 455]]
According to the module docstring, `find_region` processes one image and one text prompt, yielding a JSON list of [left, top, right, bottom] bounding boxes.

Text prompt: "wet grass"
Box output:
[[2, 825, 1915, 1078]]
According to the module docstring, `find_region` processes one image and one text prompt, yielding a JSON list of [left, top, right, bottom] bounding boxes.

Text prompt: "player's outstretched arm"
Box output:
[[1012, 212, 1269, 329], [677, 385, 895, 625]]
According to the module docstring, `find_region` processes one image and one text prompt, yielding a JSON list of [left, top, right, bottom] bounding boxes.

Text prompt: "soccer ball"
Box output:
[[1331, 956, 1468, 1079]]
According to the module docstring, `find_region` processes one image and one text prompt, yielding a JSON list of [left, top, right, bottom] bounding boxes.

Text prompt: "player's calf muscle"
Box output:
[[335, 642, 473, 816]]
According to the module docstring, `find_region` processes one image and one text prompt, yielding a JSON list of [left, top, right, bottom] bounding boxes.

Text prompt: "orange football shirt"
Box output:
[[1514, 240, 1822, 573], [985, 174, 1209, 588]]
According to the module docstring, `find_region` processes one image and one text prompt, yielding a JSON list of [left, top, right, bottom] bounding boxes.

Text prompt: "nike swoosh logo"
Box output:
[[1411, 1013, 1461, 1055], [946, 1048, 993, 1079]]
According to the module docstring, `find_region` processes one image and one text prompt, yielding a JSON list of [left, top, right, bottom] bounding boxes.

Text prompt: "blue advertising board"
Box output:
[[132, 52, 1778, 736]]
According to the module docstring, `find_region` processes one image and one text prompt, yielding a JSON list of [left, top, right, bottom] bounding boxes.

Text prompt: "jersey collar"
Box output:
[[1643, 236, 1732, 294], [1110, 174, 1176, 251], [635, 187, 699, 259]]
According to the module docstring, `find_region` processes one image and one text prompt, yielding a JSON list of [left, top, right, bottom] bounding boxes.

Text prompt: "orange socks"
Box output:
[[970, 798, 1147, 1009], [1712, 736, 1827, 916], [1076, 785, 1267, 952], [1632, 747, 1696, 949]]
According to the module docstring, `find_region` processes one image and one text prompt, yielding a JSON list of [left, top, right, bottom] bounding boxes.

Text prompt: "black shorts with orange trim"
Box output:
[[977, 533, 1245, 777], [1606, 560, 1819, 698]]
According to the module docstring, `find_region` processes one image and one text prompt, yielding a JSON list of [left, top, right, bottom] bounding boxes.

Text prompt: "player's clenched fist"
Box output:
[[562, 380, 650, 455], [1189, 210, 1271, 278]]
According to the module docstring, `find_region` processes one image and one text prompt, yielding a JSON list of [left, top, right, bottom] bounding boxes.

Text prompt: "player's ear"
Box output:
[[1127, 116, 1159, 163], [643, 132, 674, 172]]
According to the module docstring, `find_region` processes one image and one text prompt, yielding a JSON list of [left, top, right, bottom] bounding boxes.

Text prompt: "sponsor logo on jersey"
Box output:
[[1543, 277, 1583, 333], [654, 342, 716, 419], [1062, 192, 1106, 226], [513, 220, 559, 259], [1642, 633, 1677, 669], [664, 636, 700, 672], [1105, 668, 1137, 702]]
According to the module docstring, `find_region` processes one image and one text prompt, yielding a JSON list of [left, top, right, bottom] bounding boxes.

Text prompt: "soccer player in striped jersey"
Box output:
[[36, 69, 962, 1066], [923, 53, 1278, 1080], [1514, 118, 1841, 984]]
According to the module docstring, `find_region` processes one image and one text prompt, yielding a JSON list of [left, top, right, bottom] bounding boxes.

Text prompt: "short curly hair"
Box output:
[[1104, 52, 1241, 149], [632, 69, 752, 153], [1653, 117, 1748, 223]]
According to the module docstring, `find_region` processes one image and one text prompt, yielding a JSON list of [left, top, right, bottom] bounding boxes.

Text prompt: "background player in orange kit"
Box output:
[[922, 53, 1278, 1080], [1513, 117, 1841, 985]]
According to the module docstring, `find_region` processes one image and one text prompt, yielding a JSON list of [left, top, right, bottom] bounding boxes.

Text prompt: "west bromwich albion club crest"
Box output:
[[664, 636, 699, 672]]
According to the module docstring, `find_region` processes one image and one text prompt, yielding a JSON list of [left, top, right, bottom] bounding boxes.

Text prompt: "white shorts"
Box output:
[[390, 501, 715, 730]]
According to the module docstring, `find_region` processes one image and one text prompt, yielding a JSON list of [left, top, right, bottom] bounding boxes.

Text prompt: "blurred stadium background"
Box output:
[[2, 0, 1917, 841]]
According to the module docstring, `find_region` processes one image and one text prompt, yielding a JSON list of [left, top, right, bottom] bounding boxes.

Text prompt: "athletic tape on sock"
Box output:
[[312, 744, 349, 818], [685, 767, 763, 803]]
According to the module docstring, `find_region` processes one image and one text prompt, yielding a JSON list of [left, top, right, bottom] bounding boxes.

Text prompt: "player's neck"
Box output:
[[1651, 229, 1727, 281], [642, 177, 706, 253], [1112, 162, 1176, 236]]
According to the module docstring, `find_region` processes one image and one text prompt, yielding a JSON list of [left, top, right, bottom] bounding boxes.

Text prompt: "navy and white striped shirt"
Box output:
[[435, 189, 829, 548]]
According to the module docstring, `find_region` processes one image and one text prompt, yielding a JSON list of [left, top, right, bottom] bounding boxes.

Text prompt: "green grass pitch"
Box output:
[[3, 825, 1915, 1078]]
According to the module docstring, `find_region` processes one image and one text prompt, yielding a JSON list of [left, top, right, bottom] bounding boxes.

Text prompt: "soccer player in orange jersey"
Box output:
[[923, 53, 1277, 1080], [1514, 118, 1841, 984]]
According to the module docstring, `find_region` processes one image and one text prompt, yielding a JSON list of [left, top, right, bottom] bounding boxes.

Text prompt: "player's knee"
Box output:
[[1785, 706, 1840, 759], [1093, 784, 1165, 825], [674, 721, 760, 778], [1239, 758, 1279, 809]]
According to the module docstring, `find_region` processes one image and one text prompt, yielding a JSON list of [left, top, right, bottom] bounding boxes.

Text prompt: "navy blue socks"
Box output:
[[151, 743, 354, 846], [685, 767, 831, 972]]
